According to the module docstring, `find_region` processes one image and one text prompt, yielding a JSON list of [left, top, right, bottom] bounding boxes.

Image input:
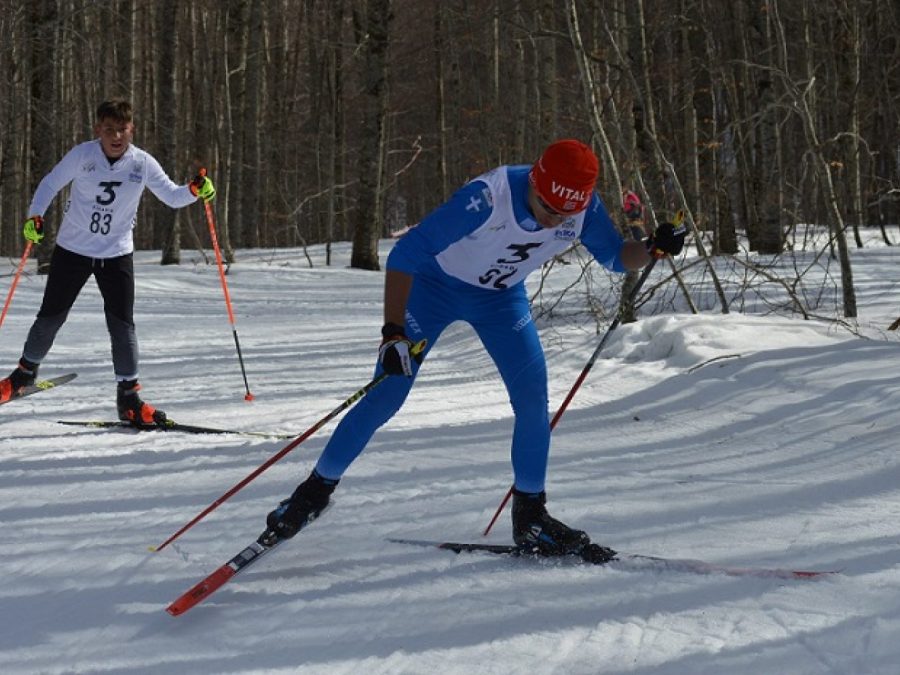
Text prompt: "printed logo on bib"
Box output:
[[554, 227, 577, 241]]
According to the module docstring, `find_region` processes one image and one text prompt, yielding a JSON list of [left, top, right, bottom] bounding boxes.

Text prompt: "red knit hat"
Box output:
[[529, 139, 599, 214]]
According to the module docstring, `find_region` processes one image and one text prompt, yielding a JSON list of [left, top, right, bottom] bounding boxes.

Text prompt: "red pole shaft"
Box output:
[[204, 200, 237, 327], [153, 372, 390, 552], [482, 259, 659, 537], [200, 193, 254, 400], [0, 242, 33, 330]]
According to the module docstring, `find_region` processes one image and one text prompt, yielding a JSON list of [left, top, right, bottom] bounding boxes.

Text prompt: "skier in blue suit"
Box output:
[[262, 139, 685, 556]]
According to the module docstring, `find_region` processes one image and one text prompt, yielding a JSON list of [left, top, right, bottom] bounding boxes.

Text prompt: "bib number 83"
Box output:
[[90, 211, 112, 234]]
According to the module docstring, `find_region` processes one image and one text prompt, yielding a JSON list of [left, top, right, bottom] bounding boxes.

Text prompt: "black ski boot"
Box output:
[[581, 541, 617, 564], [0, 358, 39, 403], [512, 488, 593, 556], [259, 470, 339, 546], [117, 379, 167, 427]]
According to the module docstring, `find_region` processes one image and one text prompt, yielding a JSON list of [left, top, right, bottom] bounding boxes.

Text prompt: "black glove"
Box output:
[[647, 221, 686, 258], [379, 323, 421, 376]]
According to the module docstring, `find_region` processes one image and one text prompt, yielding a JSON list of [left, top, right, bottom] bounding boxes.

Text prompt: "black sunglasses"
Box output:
[[535, 192, 567, 217]]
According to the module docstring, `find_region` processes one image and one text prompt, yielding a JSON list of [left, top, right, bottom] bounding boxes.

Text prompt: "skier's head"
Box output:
[[529, 139, 599, 216], [94, 98, 135, 160], [96, 99, 134, 125], [623, 190, 643, 220]]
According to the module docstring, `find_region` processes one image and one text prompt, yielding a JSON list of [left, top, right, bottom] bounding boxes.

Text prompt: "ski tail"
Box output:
[[437, 541, 521, 554], [30, 373, 78, 392], [388, 538, 612, 561], [1, 373, 78, 405], [388, 538, 839, 579], [58, 419, 293, 439]]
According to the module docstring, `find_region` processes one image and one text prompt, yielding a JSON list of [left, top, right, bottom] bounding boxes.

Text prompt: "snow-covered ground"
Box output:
[[1, 234, 899, 674]]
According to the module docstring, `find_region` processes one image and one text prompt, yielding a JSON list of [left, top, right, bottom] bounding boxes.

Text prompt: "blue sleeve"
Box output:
[[386, 179, 494, 274], [580, 194, 626, 273]]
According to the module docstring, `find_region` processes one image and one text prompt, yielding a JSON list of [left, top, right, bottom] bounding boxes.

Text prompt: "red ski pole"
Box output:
[[197, 168, 254, 401], [152, 340, 426, 552], [0, 242, 33, 331]]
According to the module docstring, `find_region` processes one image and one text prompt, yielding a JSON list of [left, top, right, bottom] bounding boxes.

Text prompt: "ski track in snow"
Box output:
[[1, 238, 900, 674]]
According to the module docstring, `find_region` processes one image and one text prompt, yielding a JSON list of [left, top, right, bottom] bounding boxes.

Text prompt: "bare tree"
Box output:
[[771, 0, 857, 318], [28, 0, 59, 273], [350, 0, 392, 270], [0, 0, 896, 333], [157, 0, 180, 265]]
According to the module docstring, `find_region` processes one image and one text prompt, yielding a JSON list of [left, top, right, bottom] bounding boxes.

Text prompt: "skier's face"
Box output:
[[94, 117, 134, 159], [529, 186, 573, 229]]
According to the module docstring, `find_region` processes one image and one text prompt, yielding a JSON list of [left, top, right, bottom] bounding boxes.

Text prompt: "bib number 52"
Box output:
[[478, 242, 542, 290]]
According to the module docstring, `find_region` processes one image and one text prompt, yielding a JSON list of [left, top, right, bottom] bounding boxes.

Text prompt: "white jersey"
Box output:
[[435, 167, 586, 290], [28, 140, 196, 258]]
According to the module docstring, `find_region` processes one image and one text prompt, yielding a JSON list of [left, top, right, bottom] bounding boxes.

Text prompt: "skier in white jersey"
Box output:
[[261, 139, 685, 556], [0, 99, 216, 425]]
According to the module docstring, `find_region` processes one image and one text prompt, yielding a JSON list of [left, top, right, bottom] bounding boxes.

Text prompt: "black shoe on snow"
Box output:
[[581, 542, 617, 564], [117, 379, 167, 427], [0, 358, 39, 403], [512, 489, 591, 556], [258, 470, 339, 545]]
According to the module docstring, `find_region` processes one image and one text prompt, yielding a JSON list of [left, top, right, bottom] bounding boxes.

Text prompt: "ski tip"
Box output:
[[244, 392, 255, 401], [147, 545, 157, 552]]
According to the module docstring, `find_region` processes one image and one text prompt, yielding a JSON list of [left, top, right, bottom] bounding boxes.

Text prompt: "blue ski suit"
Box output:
[[315, 165, 628, 493]]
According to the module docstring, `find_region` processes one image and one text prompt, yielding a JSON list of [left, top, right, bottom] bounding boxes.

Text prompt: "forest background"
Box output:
[[1, 0, 898, 321]]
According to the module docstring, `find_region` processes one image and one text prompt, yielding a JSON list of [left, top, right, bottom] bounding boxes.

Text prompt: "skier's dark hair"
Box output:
[[96, 99, 133, 124]]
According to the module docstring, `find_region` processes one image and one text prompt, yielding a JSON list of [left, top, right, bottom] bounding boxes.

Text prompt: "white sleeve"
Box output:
[[144, 154, 197, 209], [27, 146, 83, 216]]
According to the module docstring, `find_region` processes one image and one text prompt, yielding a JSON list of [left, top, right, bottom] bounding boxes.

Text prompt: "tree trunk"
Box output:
[[0, 10, 24, 256], [434, 4, 449, 202], [772, 0, 856, 317], [239, 2, 263, 249], [536, 0, 558, 145], [29, 0, 58, 273], [844, 0, 865, 249], [750, 3, 784, 253], [350, 0, 392, 271], [157, 0, 180, 265], [223, 0, 247, 264], [512, 0, 527, 159]]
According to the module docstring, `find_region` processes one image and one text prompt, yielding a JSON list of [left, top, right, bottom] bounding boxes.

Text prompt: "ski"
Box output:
[[1, 373, 78, 405], [166, 535, 284, 616], [388, 538, 839, 580], [57, 419, 293, 439]]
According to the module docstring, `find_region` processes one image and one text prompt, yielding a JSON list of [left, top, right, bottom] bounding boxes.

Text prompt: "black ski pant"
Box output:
[[22, 245, 139, 380]]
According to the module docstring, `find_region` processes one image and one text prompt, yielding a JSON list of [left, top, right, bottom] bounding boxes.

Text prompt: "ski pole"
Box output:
[[198, 168, 254, 401], [152, 340, 426, 552], [0, 242, 33, 331], [481, 258, 659, 536]]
